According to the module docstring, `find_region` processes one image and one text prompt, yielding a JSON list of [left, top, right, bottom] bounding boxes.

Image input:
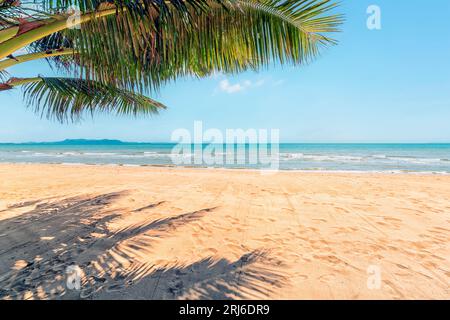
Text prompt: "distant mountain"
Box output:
[[50, 139, 127, 145], [0, 139, 130, 145]]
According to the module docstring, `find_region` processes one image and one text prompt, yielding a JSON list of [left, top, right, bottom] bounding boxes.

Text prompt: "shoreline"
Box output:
[[0, 162, 449, 176]]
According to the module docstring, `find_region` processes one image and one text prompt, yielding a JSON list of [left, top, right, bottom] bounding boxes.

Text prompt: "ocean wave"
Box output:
[[279, 153, 449, 164], [1, 146, 450, 173], [117, 153, 170, 158], [82, 152, 118, 156], [387, 156, 444, 164], [280, 153, 364, 162], [4, 150, 449, 165]]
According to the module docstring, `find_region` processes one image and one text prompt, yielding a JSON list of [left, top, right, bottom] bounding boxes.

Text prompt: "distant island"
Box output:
[[0, 140, 448, 145], [0, 139, 130, 145]]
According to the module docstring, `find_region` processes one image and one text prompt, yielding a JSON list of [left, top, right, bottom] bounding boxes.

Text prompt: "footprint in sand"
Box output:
[[168, 279, 184, 296], [80, 287, 94, 299], [106, 283, 126, 293], [335, 207, 350, 213], [287, 231, 297, 237], [206, 248, 218, 255], [431, 254, 446, 261], [318, 274, 335, 282], [383, 216, 402, 222], [314, 254, 342, 265], [410, 241, 428, 249], [421, 261, 438, 269], [226, 243, 244, 251], [295, 274, 309, 281], [383, 280, 405, 299]]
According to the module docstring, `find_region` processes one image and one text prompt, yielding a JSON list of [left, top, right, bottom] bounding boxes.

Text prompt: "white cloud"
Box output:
[[217, 78, 266, 94], [214, 77, 287, 95], [219, 79, 247, 93]]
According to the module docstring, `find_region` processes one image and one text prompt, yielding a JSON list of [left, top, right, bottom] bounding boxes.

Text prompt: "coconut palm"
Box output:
[[0, 0, 343, 121]]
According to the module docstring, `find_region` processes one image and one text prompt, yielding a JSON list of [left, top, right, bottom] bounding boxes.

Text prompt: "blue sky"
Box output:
[[1, 0, 449, 143]]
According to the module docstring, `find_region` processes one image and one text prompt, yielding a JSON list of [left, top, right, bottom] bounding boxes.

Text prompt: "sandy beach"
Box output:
[[0, 164, 449, 300]]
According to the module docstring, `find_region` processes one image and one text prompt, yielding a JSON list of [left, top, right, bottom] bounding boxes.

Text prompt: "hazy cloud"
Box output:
[[218, 78, 266, 94]]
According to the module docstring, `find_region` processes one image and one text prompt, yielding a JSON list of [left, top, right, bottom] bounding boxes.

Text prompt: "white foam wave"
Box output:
[[279, 153, 448, 164]]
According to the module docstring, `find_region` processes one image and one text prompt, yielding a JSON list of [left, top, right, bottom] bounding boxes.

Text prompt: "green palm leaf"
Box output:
[[0, 69, 9, 82], [22, 77, 166, 122], [1, 0, 343, 122], [0, 0, 19, 28], [28, 0, 343, 93]]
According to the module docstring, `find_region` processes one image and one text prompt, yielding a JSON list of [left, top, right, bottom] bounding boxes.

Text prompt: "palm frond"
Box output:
[[0, 0, 20, 29], [1, 0, 55, 29], [22, 0, 227, 77], [43, 0, 220, 14], [22, 77, 166, 122], [0, 69, 9, 81], [32, 0, 342, 93], [27, 32, 77, 70], [2, 0, 343, 123]]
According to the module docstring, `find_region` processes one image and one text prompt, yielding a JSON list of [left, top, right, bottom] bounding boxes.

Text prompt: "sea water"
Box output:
[[0, 142, 449, 173]]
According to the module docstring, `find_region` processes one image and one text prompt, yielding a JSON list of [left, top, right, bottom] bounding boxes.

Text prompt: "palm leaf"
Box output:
[[0, 1, 20, 30], [27, 0, 343, 93], [22, 77, 166, 122], [0, 69, 9, 81], [1, 0, 343, 123], [43, 0, 219, 14], [27, 32, 77, 70], [1, 0, 55, 29]]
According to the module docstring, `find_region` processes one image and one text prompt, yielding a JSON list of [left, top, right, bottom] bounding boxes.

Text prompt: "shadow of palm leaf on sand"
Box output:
[[0, 192, 222, 299], [0, 192, 126, 299], [1, 193, 288, 300], [133, 201, 166, 212], [105, 250, 289, 300], [76, 207, 220, 298], [0, 192, 124, 260]]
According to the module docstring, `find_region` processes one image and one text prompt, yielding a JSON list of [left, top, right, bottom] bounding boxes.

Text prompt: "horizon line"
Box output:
[[1, 139, 450, 145]]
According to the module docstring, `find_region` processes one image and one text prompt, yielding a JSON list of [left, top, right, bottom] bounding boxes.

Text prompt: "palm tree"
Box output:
[[0, 0, 343, 121]]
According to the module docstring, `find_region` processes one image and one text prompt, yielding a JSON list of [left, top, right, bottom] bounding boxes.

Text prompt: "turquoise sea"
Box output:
[[0, 142, 449, 173]]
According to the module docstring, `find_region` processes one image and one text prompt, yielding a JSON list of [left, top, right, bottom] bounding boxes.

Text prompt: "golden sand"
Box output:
[[0, 164, 449, 299]]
